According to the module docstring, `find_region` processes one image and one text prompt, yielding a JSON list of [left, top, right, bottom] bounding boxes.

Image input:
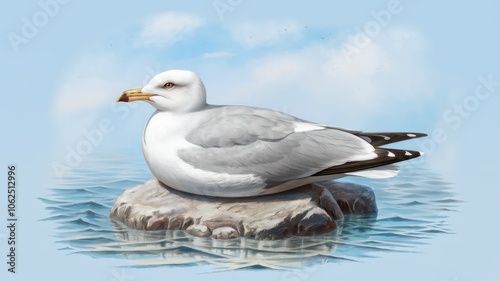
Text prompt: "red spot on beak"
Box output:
[[118, 94, 129, 102]]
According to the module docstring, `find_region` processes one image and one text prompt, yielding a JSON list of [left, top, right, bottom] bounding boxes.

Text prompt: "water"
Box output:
[[42, 153, 457, 270]]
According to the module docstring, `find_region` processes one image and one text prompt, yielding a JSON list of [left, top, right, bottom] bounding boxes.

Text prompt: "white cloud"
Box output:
[[229, 20, 301, 48], [53, 54, 125, 116], [203, 51, 235, 59], [203, 27, 434, 128], [51, 54, 122, 151], [135, 12, 204, 47], [54, 76, 119, 115], [51, 53, 160, 154]]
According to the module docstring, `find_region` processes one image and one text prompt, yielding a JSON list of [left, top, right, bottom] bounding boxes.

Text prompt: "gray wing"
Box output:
[[191, 106, 428, 148], [186, 105, 304, 148], [179, 106, 376, 186]]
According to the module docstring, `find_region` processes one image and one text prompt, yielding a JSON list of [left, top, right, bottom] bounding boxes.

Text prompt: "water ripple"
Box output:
[[41, 153, 457, 270]]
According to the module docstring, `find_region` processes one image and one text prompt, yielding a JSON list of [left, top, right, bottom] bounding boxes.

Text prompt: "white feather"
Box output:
[[346, 165, 400, 179], [293, 123, 325, 133]]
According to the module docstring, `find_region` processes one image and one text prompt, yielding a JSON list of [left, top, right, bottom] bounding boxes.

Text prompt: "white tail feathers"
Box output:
[[346, 165, 400, 179]]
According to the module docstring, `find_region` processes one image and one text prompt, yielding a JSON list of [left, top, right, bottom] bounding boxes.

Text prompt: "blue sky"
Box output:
[[1, 0, 500, 280]]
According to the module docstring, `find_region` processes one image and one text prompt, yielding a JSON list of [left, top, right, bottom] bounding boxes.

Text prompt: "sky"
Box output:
[[1, 0, 500, 280]]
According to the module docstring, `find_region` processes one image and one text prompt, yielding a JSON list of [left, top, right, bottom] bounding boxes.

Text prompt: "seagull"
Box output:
[[117, 70, 425, 198]]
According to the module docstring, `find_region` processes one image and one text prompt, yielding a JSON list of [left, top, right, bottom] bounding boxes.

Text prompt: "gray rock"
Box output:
[[186, 224, 211, 237], [110, 179, 376, 240], [212, 227, 239, 239], [322, 182, 378, 215]]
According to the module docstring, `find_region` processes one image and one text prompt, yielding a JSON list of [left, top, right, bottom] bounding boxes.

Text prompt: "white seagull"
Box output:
[[117, 70, 425, 198]]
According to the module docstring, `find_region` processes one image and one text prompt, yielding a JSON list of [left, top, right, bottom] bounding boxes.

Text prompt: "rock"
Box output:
[[110, 179, 377, 240], [186, 225, 211, 237], [212, 227, 239, 239], [322, 181, 378, 215]]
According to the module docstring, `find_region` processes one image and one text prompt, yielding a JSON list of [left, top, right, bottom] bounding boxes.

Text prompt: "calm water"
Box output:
[[41, 152, 457, 270]]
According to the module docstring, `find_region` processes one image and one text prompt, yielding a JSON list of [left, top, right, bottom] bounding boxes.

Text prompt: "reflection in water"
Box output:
[[42, 153, 456, 270], [107, 221, 344, 269]]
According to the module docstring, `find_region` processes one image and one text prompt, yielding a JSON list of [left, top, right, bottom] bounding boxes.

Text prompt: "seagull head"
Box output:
[[117, 70, 207, 112]]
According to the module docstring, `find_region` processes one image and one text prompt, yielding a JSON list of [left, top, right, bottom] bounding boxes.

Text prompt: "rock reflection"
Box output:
[[107, 219, 344, 268]]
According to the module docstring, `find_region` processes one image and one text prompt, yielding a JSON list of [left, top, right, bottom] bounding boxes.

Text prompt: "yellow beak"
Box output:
[[116, 88, 156, 102]]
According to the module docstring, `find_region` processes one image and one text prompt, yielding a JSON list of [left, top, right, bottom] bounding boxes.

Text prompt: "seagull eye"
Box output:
[[163, 82, 175, 89]]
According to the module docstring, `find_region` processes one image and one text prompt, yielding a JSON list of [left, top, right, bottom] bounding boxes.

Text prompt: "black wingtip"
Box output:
[[406, 132, 428, 138], [382, 148, 423, 162], [355, 132, 427, 147], [312, 148, 423, 177]]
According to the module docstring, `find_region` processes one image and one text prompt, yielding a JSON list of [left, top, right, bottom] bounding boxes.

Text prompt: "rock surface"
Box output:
[[110, 179, 377, 240], [321, 182, 378, 215]]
